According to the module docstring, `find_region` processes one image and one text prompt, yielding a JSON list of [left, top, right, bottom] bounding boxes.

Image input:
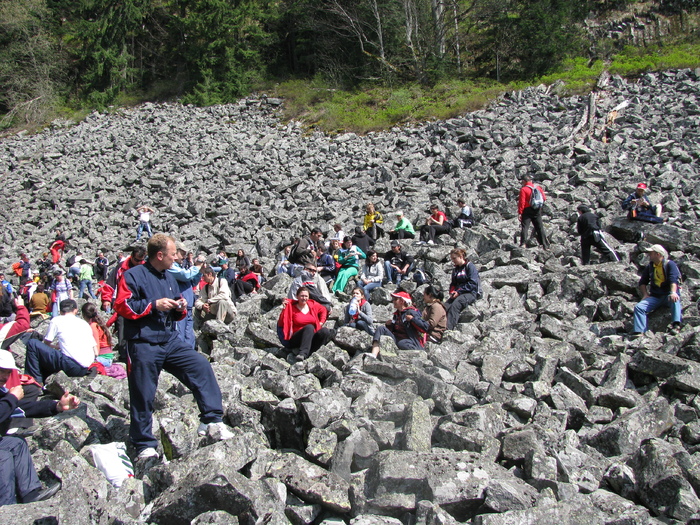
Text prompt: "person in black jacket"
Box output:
[[370, 291, 429, 357], [384, 241, 414, 285], [445, 248, 481, 330], [0, 350, 79, 505], [576, 205, 619, 265]]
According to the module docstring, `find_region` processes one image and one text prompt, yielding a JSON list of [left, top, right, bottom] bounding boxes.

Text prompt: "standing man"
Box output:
[[135, 205, 155, 242], [576, 205, 619, 265], [631, 244, 682, 337], [24, 299, 97, 385], [94, 251, 109, 282], [168, 243, 205, 348], [114, 234, 233, 460], [518, 175, 549, 249]]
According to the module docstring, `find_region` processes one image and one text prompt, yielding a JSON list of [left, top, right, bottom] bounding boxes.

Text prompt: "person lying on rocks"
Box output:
[[332, 237, 366, 294], [417, 204, 451, 245], [363, 202, 384, 240], [0, 350, 79, 506], [422, 285, 447, 344], [631, 244, 682, 338], [621, 183, 664, 224], [24, 299, 97, 386], [384, 240, 414, 285], [195, 267, 237, 324], [343, 287, 374, 336], [576, 205, 620, 265], [357, 249, 384, 300], [369, 291, 429, 358], [288, 264, 333, 313], [316, 244, 337, 286], [277, 286, 334, 363], [114, 234, 234, 460], [445, 249, 481, 330], [388, 211, 416, 240]]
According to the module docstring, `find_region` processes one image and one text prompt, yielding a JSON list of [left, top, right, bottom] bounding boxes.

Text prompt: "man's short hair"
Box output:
[[577, 204, 590, 214], [522, 174, 533, 182], [59, 299, 78, 314], [310, 228, 322, 236], [147, 234, 174, 259], [131, 246, 147, 259], [202, 267, 216, 277]]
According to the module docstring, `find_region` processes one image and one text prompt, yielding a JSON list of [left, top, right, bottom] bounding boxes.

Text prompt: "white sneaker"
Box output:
[[197, 421, 234, 440], [137, 447, 159, 460], [427, 240, 435, 245]]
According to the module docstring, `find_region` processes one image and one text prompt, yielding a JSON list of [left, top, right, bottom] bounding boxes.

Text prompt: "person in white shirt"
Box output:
[[135, 205, 155, 241], [24, 299, 97, 384]]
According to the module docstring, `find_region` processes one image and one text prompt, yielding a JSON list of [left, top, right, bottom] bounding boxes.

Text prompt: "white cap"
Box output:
[[644, 244, 668, 259], [0, 350, 19, 371]]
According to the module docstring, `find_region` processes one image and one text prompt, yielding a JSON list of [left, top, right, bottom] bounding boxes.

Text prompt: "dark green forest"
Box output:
[[0, 0, 697, 128]]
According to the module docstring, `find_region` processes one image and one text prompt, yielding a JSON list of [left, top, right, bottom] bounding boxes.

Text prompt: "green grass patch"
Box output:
[[609, 43, 700, 76]]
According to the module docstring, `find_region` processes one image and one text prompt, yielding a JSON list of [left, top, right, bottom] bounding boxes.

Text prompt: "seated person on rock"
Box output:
[[332, 237, 366, 294], [195, 267, 237, 324], [422, 285, 447, 344], [276, 245, 294, 277], [369, 291, 429, 358], [343, 287, 374, 336], [316, 244, 337, 287], [388, 211, 416, 240], [232, 264, 262, 301], [621, 183, 664, 224], [384, 240, 414, 285], [453, 197, 475, 228], [0, 296, 30, 350], [445, 249, 481, 331], [351, 226, 375, 255], [417, 204, 451, 245], [277, 286, 333, 362], [288, 264, 333, 312], [358, 250, 384, 300], [631, 244, 682, 338], [24, 299, 97, 385], [0, 350, 79, 506]]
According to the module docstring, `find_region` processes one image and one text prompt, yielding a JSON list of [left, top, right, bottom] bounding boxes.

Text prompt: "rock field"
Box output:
[[1, 69, 700, 524]]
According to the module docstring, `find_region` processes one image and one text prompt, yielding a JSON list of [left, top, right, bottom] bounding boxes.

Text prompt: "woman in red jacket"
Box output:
[[277, 287, 333, 362]]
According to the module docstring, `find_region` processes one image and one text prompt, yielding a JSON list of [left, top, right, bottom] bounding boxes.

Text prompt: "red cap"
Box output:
[[390, 291, 412, 305], [637, 183, 647, 190]]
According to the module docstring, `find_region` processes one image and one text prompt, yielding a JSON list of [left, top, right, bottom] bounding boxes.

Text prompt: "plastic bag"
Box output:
[[89, 442, 134, 487]]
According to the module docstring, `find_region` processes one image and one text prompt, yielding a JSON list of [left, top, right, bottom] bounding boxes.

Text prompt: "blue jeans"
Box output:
[[633, 293, 682, 333], [136, 221, 153, 241], [385, 261, 413, 285], [358, 281, 382, 300], [79, 279, 95, 299], [348, 320, 375, 336]]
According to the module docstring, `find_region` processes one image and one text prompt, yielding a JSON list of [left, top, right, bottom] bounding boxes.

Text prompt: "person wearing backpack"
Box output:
[[518, 175, 549, 249], [631, 244, 682, 338], [576, 205, 619, 265]]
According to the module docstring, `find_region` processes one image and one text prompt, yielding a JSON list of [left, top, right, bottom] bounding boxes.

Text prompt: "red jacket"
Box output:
[[518, 182, 546, 215], [0, 305, 31, 388], [277, 299, 327, 341]]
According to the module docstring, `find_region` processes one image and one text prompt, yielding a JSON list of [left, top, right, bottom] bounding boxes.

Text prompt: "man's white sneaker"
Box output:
[[427, 240, 435, 245], [137, 447, 159, 460], [197, 421, 234, 440]]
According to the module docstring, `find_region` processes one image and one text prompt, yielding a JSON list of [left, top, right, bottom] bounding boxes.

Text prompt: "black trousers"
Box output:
[[388, 230, 415, 240], [581, 234, 619, 265], [287, 325, 333, 358], [420, 224, 450, 242], [445, 292, 477, 330], [520, 207, 549, 248]]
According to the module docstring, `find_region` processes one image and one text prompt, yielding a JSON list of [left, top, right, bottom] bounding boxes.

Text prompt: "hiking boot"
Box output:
[[669, 322, 682, 336], [23, 482, 61, 503]]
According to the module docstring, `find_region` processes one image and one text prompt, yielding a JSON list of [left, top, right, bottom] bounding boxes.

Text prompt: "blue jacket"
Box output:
[[639, 259, 681, 297], [168, 262, 201, 308], [115, 261, 186, 344], [387, 306, 430, 348], [450, 262, 481, 297]]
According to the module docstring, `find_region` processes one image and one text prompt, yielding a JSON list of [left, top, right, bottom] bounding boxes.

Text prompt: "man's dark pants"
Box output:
[[127, 334, 224, 451], [24, 339, 89, 384], [0, 436, 42, 505], [520, 207, 549, 248]]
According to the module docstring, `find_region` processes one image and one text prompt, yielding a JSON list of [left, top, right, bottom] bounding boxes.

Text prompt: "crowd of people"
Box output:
[[0, 179, 684, 506]]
